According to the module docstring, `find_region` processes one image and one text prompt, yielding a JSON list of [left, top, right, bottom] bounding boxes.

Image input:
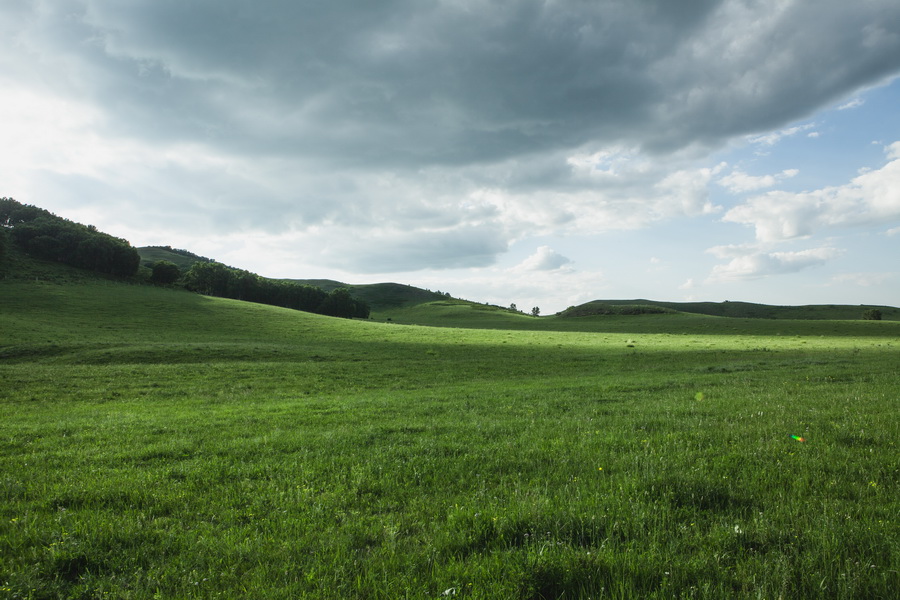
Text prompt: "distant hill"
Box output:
[[135, 248, 899, 321], [0, 205, 888, 326], [287, 279, 346, 292], [558, 302, 676, 317], [291, 280, 449, 311], [137, 247, 451, 312], [561, 299, 900, 321], [137, 246, 213, 271]]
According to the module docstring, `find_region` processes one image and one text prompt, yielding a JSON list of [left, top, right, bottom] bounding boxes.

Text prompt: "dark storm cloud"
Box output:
[[4, 1, 900, 272], [15, 0, 899, 168]]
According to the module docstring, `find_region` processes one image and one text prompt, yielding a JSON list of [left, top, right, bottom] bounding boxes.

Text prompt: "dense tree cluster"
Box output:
[[0, 197, 140, 277], [2, 197, 369, 319], [150, 260, 182, 285], [0, 224, 7, 263], [559, 303, 673, 317], [183, 261, 370, 319]]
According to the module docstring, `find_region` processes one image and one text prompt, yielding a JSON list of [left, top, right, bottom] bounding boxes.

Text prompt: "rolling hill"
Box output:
[[136, 246, 213, 271], [137, 246, 450, 312], [3, 241, 899, 599], [135, 246, 899, 322], [560, 299, 900, 321], [291, 280, 450, 312]]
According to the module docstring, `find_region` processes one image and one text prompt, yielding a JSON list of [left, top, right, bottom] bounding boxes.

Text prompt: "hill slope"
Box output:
[[137, 247, 449, 311], [136, 246, 213, 271], [563, 299, 900, 321], [4, 253, 899, 341], [137, 246, 900, 322], [299, 281, 448, 311]]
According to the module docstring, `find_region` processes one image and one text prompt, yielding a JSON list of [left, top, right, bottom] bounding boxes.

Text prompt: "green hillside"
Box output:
[[287, 278, 346, 292], [373, 298, 898, 337], [137, 247, 448, 312], [137, 246, 213, 271], [292, 280, 449, 311], [567, 299, 900, 321], [1, 259, 898, 598], [135, 245, 900, 323]]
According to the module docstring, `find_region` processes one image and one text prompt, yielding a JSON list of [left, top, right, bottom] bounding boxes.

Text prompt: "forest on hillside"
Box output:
[[0, 198, 369, 320], [1, 197, 140, 277]]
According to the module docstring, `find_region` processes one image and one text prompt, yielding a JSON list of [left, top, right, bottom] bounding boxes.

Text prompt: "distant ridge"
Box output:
[[291, 281, 449, 311], [135, 247, 898, 321], [136, 247, 450, 311], [563, 299, 900, 321]]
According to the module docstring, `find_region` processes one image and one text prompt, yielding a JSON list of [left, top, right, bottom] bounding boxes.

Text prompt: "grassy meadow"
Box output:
[[1, 274, 898, 598]]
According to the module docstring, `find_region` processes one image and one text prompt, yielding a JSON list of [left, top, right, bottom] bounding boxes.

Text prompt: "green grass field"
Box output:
[[1, 274, 898, 599]]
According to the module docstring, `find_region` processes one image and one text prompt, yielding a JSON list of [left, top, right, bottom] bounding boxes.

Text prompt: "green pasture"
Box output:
[[374, 297, 896, 336], [1, 279, 898, 599]]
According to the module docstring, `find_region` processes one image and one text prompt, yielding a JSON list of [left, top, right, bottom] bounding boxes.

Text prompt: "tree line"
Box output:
[[1, 197, 369, 319], [0, 197, 140, 277], [177, 260, 370, 319]]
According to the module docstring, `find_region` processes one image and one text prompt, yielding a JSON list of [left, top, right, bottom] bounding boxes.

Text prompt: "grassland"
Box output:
[[1, 270, 898, 599], [372, 297, 898, 335]]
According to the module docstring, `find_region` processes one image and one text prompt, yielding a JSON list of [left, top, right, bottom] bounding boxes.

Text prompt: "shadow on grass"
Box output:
[[649, 477, 756, 516]]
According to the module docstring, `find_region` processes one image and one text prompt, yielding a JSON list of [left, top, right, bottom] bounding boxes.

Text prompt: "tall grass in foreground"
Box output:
[[1, 281, 898, 599]]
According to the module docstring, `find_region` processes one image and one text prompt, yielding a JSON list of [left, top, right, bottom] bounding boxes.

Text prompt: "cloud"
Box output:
[[723, 143, 900, 242], [707, 246, 843, 281], [318, 224, 511, 273], [838, 98, 865, 110], [717, 168, 799, 193], [514, 246, 573, 272], [888, 141, 900, 160], [9, 1, 900, 166], [2, 1, 900, 273], [829, 272, 896, 287], [410, 264, 607, 315], [747, 124, 818, 147]]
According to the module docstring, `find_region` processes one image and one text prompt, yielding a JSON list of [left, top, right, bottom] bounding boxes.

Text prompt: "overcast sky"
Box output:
[[3, 1, 899, 313]]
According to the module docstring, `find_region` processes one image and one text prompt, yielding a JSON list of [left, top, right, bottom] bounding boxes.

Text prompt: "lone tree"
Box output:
[[531, 306, 540, 317], [862, 308, 882, 321]]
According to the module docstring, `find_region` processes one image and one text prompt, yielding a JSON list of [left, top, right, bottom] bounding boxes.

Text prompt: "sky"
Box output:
[[2, 0, 899, 314]]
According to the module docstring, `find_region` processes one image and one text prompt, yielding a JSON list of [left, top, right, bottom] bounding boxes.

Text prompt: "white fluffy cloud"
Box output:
[[706, 246, 843, 281], [717, 168, 798, 193], [838, 98, 865, 110], [747, 124, 818, 147], [723, 143, 900, 242], [411, 263, 606, 314], [515, 246, 573, 272]]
